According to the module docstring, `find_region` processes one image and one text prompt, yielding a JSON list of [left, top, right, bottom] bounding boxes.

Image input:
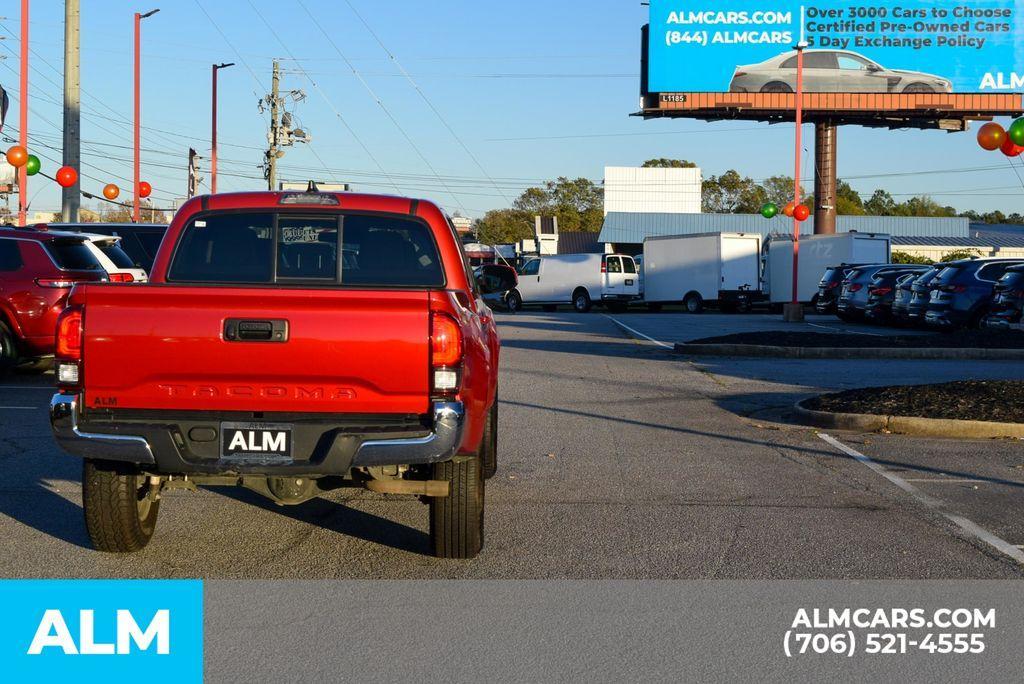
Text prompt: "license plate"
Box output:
[[221, 422, 293, 460], [625, 279, 634, 286]]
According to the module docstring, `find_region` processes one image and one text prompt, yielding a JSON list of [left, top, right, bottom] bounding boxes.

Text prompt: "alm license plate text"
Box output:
[[221, 422, 293, 459]]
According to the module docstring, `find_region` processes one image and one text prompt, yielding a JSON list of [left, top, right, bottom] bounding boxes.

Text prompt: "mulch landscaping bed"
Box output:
[[804, 380, 1024, 423], [687, 329, 1024, 349]]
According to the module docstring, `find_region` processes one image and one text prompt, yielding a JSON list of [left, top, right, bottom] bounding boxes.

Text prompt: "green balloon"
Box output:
[[761, 202, 778, 219], [24, 154, 41, 176], [1009, 118, 1024, 146]]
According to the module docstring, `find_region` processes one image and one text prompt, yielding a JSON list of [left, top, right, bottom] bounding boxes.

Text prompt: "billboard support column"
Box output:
[[783, 42, 805, 323], [814, 122, 837, 235]]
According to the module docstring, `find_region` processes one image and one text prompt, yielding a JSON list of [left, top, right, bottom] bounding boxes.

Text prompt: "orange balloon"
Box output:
[[794, 204, 811, 221], [5, 145, 28, 167], [783, 201, 796, 217], [978, 122, 1006, 151], [1000, 136, 1024, 157], [103, 183, 120, 200]]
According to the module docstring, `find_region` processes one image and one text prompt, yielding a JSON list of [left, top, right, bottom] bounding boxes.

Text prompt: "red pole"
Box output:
[[133, 12, 141, 223], [17, 0, 28, 227], [211, 65, 218, 194], [791, 46, 804, 306]]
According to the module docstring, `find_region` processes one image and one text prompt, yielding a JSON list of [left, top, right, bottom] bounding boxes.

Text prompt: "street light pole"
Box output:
[[784, 8, 808, 322], [211, 62, 234, 194], [133, 8, 159, 223], [18, 0, 28, 226]]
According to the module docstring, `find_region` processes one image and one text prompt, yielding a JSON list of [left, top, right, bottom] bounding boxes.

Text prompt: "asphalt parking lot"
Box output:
[[0, 311, 1023, 579]]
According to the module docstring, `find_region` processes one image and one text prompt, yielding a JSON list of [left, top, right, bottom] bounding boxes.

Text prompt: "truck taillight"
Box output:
[[431, 312, 463, 395], [55, 306, 84, 389], [108, 272, 135, 283]]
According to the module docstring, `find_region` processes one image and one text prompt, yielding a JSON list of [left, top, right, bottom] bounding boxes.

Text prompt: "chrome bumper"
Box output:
[[50, 394, 155, 464], [50, 393, 465, 470]]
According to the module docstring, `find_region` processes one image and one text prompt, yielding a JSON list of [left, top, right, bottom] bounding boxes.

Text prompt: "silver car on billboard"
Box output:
[[728, 50, 953, 94]]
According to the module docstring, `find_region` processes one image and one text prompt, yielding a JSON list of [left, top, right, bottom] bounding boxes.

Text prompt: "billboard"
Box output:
[[647, 1, 1023, 95]]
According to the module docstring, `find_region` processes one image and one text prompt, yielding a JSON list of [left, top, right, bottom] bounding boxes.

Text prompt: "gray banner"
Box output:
[[206, 581, 1024, 682]]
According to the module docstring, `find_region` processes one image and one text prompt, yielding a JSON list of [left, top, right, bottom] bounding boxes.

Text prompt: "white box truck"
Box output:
[[642, 233, 763, 312], [507, 253, 640, 313], [765, 232, 891, 305]]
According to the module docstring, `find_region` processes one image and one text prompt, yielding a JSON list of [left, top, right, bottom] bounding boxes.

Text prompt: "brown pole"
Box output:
[[814, 121, 837, 234]]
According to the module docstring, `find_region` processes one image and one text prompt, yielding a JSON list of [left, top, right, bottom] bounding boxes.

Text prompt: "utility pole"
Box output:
[[62, 0, 80, 222], [133, 8, 159, 223], [187, 147, 199, 198], [211, 62, 233, 194], [267, 60, 280, 191], [17, 0, 28, 226], [261, 60, 310, 191]]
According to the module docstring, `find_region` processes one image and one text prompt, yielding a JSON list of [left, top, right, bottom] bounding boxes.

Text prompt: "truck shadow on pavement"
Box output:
[[0, 449, 93, 549], [208, 486, 431, 555]]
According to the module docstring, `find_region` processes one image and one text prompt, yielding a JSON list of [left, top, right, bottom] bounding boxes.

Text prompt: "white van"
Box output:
[[506, 253, 640, 313]]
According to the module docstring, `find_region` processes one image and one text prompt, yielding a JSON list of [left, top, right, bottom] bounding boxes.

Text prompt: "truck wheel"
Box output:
[[572, 289, 592, 313], [505, 290, 522, 313], [82, 459, 160, 553], [481, 398, 498, 479], [0, 321, 18, 374], [683, 293, 704, 313], [430, 455, 484, 558]]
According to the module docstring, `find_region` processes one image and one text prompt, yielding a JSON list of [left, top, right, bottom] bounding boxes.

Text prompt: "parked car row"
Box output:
[[817, 257, 1024, 329], [0, 224, 155, 371]]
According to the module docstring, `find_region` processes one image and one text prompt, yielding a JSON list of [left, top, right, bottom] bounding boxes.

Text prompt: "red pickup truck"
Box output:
[[50, 188, 512, 558]]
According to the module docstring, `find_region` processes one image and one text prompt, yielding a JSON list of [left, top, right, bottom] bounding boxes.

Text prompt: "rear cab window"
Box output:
[[167, 211, 445, 287], [45, 238, 105, 271]]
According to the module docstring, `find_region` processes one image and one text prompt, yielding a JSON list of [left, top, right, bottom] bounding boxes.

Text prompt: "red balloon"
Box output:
[[1001, 136, 1024, 157], [783, 201, 796, 217], [102, 183, 120, 200], [5, 145, 28, 167], [55, 166, 78, 188], [138, 181, 152, 198], [978, 122, 1006, 151], [794, 204, 811, 222]]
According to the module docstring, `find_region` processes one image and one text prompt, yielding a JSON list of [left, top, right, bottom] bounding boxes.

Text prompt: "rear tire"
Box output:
[[481, 398, 498, 480], [430, 455, 484, 558], [761, 81, 793, 93], [572, 289, 592, 313], [683, 293, 704, 314], [0, 321, 18, 374], [505, 290, 523, 313], [82, 459, 160, 553]]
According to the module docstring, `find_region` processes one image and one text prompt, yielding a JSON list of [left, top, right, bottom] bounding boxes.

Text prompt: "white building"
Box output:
[[603, 166, 701, 216]]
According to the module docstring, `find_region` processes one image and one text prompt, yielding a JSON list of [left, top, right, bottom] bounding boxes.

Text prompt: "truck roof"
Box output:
[[175, 190, 440, 218]]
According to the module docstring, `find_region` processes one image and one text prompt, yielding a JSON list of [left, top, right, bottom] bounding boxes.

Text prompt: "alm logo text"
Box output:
[[28, 609, 170, 655]]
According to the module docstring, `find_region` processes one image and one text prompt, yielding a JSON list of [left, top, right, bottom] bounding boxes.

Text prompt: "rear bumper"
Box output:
[[600, 294, 640, 302], [50, 394, 465, 475]]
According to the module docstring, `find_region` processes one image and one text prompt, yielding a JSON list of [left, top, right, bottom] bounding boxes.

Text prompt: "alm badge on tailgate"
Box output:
[[220, 422, 293, 460]]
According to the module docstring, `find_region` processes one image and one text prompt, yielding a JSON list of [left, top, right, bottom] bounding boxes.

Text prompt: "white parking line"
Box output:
[[0, 406, 38, 410], [806, 322, 884, 337], [903, 478, 986, 484], [818, 433, 1024, 565], [0, 386, 53, 390], [603, 315, 674, 349]]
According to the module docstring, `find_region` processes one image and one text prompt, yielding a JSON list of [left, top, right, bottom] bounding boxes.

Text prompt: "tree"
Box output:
[[761, 175, 803, 208], [891, 251, 933, 265], [940, 248, 982, 262], [864, 189, 897, 216], [474, 208, 533, 245], [641, 158, 697, 168], [510, 176, 604, 233], [702, 170, 766, 213], [835, 180, 865, 215]]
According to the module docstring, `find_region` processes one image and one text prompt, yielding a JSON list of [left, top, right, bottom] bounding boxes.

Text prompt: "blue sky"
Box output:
[[2, 0, 1023, 219]]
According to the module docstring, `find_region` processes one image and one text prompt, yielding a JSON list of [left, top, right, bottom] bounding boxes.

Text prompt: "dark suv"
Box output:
[[815, 264, 861, 314], [982, 264, 1024, 329], [0, 227, 108, 368], [925, 258, 1024, 329], [869, 269, 928, 323], [904, 263, 948, 325], [836, 264, 918, 321]]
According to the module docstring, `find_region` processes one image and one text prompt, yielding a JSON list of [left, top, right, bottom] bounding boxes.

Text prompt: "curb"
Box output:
[[674, 343, 1024, 360], [793, 399, 1024, 439]]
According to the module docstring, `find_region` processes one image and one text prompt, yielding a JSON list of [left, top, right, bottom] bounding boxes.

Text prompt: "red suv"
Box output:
[[0, 227, 108, 369]]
